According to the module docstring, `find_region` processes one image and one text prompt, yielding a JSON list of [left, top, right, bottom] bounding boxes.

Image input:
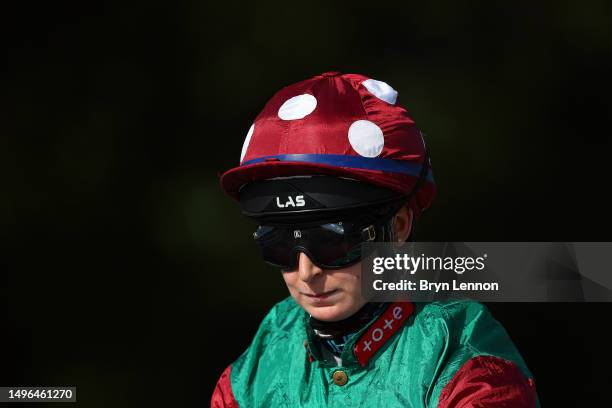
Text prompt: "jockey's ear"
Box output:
[[393, 205, 414, 243]]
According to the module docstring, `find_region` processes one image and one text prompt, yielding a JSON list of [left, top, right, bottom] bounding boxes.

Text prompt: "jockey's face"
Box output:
[[282, 252, 367, 322], [282, 206, 413, 321]]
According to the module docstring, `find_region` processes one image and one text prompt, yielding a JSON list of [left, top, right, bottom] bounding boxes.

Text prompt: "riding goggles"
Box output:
[[252, 216, 392, 270]]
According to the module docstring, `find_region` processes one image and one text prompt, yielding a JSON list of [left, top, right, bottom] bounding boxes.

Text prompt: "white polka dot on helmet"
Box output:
[[220, 72, 436, 214]]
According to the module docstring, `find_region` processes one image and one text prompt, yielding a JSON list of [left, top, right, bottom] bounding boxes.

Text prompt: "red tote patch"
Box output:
[[353, 302, 414, 367]]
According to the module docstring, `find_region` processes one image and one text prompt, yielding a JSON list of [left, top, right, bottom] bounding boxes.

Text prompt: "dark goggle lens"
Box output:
[[253, 226, 295, 268], [306, 223, 363, 267], [253, 222, 374, 269]]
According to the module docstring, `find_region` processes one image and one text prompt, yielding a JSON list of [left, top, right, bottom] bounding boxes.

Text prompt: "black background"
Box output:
[[3, 1, 612, 406]]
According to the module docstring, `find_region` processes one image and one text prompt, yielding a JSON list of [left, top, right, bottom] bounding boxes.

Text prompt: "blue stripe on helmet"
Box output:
[[241, 154, 434, 182]]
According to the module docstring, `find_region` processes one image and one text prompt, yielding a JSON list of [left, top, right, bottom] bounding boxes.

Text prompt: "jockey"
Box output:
[[212, 72, 539, 407]]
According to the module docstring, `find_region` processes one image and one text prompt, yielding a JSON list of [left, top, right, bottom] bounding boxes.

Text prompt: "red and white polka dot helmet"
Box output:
[[220, 72, 436, 214]]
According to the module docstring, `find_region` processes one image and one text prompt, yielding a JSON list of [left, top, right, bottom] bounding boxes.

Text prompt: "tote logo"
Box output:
[[276, 195, 305, 208], [354, 302, 414, 367]]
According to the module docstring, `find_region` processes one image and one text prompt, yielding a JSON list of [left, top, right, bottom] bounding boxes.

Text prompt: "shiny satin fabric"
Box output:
[[212, 298, 539, 407], [220, 72, 437, 214]]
